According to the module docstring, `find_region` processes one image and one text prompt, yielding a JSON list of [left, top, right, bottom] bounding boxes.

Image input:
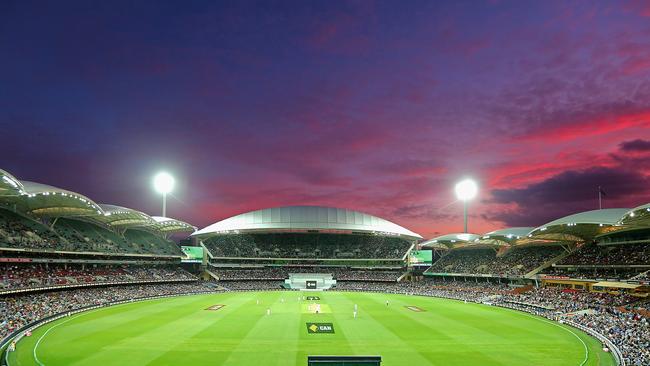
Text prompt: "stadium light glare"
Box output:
[[454, 178, 478, 233], [153, 172, 175, 194], [153, 172, 175, 217], [455, 179, 478, 201]]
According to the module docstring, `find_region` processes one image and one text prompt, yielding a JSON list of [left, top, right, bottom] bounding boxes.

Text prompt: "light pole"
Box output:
[[153, 172, 175, 217], [455, 179, 478, 233]]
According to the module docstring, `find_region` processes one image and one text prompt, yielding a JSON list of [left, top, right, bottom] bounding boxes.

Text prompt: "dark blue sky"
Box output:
[[1, 0, 650, 237]]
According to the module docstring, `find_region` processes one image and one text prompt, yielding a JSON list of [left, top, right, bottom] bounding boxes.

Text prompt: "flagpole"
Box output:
[[598, 186, 602, 210]]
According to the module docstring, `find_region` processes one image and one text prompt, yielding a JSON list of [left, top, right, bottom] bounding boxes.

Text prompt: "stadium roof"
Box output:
[[475, 227, 534, 246], [6, 181, 104, 217], [193, 205, 422, 240], [420, 233, 480, 249], [528, 208, 628, 242], [96, 204, 154, 227], [618, 203, 650, 227], [147, 216, 197, 233], [96, 206, 196, 233], [0, 169, 25, 196]]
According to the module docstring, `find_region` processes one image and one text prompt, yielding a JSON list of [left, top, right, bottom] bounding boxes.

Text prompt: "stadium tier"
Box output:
[[1, 169, 650, 366], [203, 233, 412, 259], [426, 245, 564, 276], [0, 264, 196, 294], [209, 267, 403, 282]]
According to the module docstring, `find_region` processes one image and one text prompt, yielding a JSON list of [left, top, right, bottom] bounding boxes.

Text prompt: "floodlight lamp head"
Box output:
[[455, 179, 478, 201], [153, 172, 175, 195]]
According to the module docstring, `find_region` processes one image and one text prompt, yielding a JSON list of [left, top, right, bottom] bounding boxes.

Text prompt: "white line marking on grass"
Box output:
[[33, 313, 85, 366], [517, 312, 589, 366]]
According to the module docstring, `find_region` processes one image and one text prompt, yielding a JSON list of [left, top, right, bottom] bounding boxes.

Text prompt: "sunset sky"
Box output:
[[1, 0, 649, 238]]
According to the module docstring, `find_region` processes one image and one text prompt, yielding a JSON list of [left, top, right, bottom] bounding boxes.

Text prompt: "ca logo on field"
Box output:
[[306, 322, 335, 334]]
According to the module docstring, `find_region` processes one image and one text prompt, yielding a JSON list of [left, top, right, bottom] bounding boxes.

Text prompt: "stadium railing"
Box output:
[[561, 320, 625, 366]]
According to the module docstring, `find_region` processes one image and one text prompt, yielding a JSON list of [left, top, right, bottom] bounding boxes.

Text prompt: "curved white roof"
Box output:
[[535, 208, 628, 228], [193, 205, 422, 239], [149, 216, 197, 233], [13, 181, 104, 217], [529, 208, 628, 242], [619, 203, 650, 226], [477, 227, 533, 245], [420, 233, 480, 248], [97, 204, 154, 227], [0, 169, 24, 196], [483, 227, 533, 238]]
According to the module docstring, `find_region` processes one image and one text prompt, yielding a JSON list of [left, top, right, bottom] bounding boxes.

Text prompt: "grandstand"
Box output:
[[1, 167, 649, 366], [195, 206, 420, 285]]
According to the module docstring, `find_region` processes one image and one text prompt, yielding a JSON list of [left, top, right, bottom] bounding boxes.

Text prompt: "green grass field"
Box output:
[[8, 291, 615, 366]]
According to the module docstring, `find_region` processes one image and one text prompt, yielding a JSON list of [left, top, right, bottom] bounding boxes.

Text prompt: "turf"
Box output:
[[8, 291, 615, 366]]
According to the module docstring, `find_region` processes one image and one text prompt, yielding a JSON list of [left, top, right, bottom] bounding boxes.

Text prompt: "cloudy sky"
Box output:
[[1, 0, 649, 238]]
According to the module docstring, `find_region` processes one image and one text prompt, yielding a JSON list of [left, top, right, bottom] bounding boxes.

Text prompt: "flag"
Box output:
[[598, 186, 607, 197]]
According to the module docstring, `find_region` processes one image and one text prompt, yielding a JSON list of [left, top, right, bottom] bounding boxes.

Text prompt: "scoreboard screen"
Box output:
[[180, 246, 204, 263], [306, 280, 317, 289], [408, 250, 433, 265]]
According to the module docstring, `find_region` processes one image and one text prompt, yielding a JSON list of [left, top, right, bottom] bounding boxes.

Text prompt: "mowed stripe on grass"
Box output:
[[9, 291, 615, 366]]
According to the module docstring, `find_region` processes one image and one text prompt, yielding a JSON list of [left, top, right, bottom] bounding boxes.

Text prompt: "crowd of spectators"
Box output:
[[204, 233, 411, 259], [0, 282, 215, 341], [221, 280, 284, 291], [428, 246, 563, 276], [0, 210, 61, 250], [570, 309, 649, 365], [1, 271, 647, 364], [0, 264, 195, 292], [0, 209, 182, 256], [212, 267, 403, 282], [540, 266, 645, 281], [559, 243, 650, 266], [333, 279, 648, 365]]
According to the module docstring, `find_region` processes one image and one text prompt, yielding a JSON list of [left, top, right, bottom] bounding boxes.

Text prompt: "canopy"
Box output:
[[420, 233, 480, 249], [619, 203, 650, 227], [475, 227, 533, 246], [193, 206, 422, 240], [7, 181, 104, 217], [528, 209, 628, 242], [0, 169, 25, 196], [147, 216, 197, 233], [96, 204, 154, 227]]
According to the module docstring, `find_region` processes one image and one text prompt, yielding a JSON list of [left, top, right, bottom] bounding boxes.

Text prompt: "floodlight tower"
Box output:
[[455, 178, 478, 233], [153, 172, 175, 217]]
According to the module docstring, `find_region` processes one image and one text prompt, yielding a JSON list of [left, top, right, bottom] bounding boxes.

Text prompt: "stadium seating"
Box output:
[[0, 208, 64, 250], [0, 264, 195, 293], [124, 229, 183, 256], [203, 233, 411, 259], [428, 245, 563, 276], [0, 209, 182, 256], [211, 267, 403, 282], [333, 280, 648, 365], [0, 282, 215, 341], [558, 242, 650, 266]]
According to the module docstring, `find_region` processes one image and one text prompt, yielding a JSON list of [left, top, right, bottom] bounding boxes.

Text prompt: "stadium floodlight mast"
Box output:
[[455, 178, 478, 233], [153, 172, 175, 217]]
